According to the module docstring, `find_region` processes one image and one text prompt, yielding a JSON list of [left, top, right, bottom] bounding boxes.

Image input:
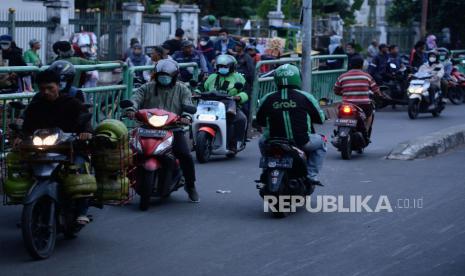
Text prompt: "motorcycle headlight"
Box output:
[[408, 87, 423, 94], [197, 114, 216, 121], [148, 114, 169, 128], [153, 136, 173, 155], [32, 133, 59, 146]]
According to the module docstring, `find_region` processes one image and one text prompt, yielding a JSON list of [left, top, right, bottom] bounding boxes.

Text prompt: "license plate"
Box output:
[[259, 157, 293, 169], [335, 118, 357, 127], [138, 128, 167, 138], [201, 100, 219, 106]]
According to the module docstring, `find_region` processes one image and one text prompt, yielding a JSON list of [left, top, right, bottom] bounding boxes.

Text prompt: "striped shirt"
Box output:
[[333, 69, 380, 104]]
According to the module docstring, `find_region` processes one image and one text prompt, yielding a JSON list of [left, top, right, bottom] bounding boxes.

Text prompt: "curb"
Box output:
[[387, 124, 465, 160]]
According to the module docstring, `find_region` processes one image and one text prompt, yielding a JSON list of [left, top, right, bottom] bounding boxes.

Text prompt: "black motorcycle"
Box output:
[[256, 138, 315, 218], [331, 103, 369, 160], [375, 62, 411, 109]]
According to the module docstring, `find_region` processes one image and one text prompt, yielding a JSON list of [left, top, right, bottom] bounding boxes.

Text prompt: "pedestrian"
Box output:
[[125, 43, 151, 82], [23, 39, 42, 66], [326, 34, 344, 69], [345, 42, 363, 70], [0, 34, 26, 67], [198, 36, 215, 73], [426, 35, 437, 51], [0, 34, 29, 92], [172, 40, 208, 82], [214, 28, 236, 55], [163, 28, 185, 56], [410, 41, 427, 69], [367, 39, 379, 63], [124, 38, 140, 60]]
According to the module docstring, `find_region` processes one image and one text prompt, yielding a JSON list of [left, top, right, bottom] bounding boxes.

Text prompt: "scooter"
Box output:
[[120, 100, 196, 211], [256, 137, 316, 218], [448, 66, 465, 104], [192, 88, 247, 163], [375, 62, 410, 109], [407, 70, 445, 119], [331, 103, 370, 160]]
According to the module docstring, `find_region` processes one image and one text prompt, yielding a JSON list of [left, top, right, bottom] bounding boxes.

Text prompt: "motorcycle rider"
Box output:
[[48, 60, 85, 102], [256, 64, 326, 186], [19, 69, 93, 224], [125, 43, 152, 82], [203, 54, 248, 152], [418, 51, 444, 110], [334, 56, 382, 141], [172, 40, 209, 82], [125, 59, 199, 202], [368, 43, 389, 84]]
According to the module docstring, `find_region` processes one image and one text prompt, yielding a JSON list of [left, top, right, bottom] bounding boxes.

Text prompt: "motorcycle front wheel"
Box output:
[[195, 131, 213, 163], [448, 87, 463, 105], [139, 170, 156, 211], [408, 99, 420, 119], [22, 197, 57, 260]]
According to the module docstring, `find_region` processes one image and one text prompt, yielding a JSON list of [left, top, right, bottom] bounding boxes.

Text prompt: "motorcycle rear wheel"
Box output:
[[22, 197, 57, 260]]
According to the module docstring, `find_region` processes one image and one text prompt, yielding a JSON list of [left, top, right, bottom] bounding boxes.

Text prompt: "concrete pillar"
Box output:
[[376, 0, 387, 43], [159, 4, 200, 43], [122, 2, 145, 56], [44, 0, 71, 63]]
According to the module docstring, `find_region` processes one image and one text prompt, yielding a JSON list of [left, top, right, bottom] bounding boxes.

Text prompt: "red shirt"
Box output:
[[333, 69, 380, 104]]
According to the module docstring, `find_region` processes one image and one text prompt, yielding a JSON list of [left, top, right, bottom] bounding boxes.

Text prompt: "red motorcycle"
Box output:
[[449, 67, 465, 104], [120, 100, 195, 211]]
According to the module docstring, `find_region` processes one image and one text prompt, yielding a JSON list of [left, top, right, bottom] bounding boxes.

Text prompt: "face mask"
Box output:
[[200, 41, 207, 46], [429, 57, 437, 63], [157, 75, 172, 86], [219, 35, 227, 41], [218, 68, 229, 75], [0, 43, 10, 50]]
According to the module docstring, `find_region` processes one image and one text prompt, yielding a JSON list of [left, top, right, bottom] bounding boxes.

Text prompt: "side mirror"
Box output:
[[119, 100, 134, 109], [8, 101, 26, 110], [234, 82, 244, 90], [182, 104, 197, 114]]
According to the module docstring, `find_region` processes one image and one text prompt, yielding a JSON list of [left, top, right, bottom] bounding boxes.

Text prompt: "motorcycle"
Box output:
[[407, 70, 445, 119], [331, 103, 369, 160], [448, 66, 465, 104], [6, 103, 99, 259], [192, 83, 247, 163], [256, 137, 315, 218], [376, 62, 410, 109], [120, 100, 196, 211]]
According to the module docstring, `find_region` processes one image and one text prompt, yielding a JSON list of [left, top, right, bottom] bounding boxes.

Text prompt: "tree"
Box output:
[[387, 0, 421, 27]]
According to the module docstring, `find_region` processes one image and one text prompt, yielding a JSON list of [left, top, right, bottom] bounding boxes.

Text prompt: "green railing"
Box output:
[[250, 55, 348, 120]]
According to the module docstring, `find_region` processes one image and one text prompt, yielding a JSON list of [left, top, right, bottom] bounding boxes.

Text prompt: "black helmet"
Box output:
[[49, 60, 76, 88]]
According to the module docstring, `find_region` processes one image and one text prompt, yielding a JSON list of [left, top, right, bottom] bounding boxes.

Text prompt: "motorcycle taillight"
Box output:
[[340, 104, 353, 115]]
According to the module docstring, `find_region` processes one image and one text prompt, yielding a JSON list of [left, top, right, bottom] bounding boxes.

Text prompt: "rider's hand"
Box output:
[[233, 96, 242, 102], [180, 117, 192, 125], [125, 110, 136, 119], [79, 132, 93, 140]]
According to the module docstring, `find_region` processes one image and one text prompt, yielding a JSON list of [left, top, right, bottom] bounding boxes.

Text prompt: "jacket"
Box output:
[[172, 50, 208, 82], [256, 88, 325, 147], [214, 39, 236, 55], [203, 72, 248, 104], [22, 94, 92, 137], [419, 62, 444, 87], [130, 81, 193, 116]]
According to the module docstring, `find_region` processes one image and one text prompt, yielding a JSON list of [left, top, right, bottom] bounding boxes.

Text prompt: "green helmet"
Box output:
[[95, 119, 128, 143], [274, 64, 302, 88]]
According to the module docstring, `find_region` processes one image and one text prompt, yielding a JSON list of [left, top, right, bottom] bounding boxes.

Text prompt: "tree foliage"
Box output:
[[387, 0, 421, 27]]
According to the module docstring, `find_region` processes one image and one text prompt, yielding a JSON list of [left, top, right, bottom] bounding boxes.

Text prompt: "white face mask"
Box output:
[[429, 57, 437, 63], [0, 44, 10, 50], [200, 41, 207, 46]]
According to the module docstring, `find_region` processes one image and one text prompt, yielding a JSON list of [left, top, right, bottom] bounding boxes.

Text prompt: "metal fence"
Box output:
[[250, 55, 348, 122], [142, 15, 172, 47]]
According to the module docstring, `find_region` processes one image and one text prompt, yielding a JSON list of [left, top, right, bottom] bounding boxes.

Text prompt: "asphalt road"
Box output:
[[1, 104, 465, 276]]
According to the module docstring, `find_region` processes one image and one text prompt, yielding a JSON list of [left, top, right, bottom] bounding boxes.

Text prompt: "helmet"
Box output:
[[274, 64, 302, 88], [49, 60, 76, 88], [29, 39, 40, 48], [181, 40, 194, 49], [155, 59, 179, 87], [215, 54, 237, 75]]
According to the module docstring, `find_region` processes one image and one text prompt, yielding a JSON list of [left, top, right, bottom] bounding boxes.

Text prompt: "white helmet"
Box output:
[[155, 59, 179, 77]]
